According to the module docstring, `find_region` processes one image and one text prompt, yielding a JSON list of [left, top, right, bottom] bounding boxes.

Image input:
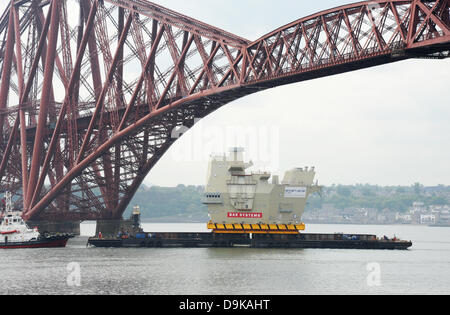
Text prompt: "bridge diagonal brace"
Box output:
[[28, 1, 101, 211], [0, 2, 53, 185], [76, 11, 134, 164], [117, 23, 166, 132], [189, 43, 221, 93], [0, 4, 16, 141], [26, 0, 62, 209]]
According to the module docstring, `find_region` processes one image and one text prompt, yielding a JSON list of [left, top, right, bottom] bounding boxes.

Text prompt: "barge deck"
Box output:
[[88, 232, 412, 250]]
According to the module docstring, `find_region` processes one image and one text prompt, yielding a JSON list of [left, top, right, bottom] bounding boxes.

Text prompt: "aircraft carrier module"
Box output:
[[204, 148, 320, 234]]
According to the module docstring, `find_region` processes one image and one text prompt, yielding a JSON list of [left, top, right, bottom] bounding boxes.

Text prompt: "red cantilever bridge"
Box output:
[[0, 0, 449, 223]]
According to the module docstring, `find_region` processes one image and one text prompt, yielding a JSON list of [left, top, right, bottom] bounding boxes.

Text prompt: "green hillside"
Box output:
[[124, 185, 207, 221]]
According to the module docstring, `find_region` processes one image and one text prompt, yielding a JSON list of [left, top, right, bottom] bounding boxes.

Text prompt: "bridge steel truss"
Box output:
[[0, 0, 449, 221]]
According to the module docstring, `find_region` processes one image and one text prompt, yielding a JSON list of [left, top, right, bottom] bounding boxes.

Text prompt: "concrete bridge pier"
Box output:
[[27, 221, 81, 235]]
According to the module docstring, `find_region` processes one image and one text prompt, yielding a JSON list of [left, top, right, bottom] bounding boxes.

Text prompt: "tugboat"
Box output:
[[0, 192, 74, 249]]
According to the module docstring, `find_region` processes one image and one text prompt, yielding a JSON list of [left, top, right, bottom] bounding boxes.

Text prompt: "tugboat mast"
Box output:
[[5, 192, 12, 213]]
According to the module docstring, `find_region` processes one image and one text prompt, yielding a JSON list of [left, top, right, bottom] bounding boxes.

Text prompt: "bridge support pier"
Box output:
[[95, 219, 136, 238], [27, 221, 81, 235]]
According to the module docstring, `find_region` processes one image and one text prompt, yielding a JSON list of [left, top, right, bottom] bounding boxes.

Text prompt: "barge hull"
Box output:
[[88, 233, 412, 250]]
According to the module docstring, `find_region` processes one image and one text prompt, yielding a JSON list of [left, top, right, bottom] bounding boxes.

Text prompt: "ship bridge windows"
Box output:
[[206, 193, 221, 199], [202, 193, 223, 205]]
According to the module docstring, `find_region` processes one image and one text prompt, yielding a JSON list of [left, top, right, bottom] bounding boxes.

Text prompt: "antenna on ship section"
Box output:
[[229, 147, 244, 162]]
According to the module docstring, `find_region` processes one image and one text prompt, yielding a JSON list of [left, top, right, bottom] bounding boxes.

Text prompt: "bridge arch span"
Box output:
[[0, 0, 448, 221]]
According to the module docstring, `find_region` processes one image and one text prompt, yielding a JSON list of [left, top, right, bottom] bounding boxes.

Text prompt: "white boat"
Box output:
[[0, 192, 73, 249]]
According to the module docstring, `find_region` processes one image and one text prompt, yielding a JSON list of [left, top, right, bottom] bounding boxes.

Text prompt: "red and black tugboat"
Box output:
[[0, 192, 74, 249]]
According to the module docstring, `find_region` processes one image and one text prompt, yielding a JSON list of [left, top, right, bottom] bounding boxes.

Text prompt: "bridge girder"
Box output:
[[0, 0, 449, 221]]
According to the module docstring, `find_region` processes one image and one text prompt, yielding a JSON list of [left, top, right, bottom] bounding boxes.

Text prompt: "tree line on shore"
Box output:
[[306, 183, 448, 213], [125, 183, 450, 219]]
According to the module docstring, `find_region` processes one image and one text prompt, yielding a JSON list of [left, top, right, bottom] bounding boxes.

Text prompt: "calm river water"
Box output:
[[0, 223, 449, 295]]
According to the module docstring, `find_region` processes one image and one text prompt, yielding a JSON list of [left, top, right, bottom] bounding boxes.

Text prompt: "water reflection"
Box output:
[[0, 224, 449, 295]]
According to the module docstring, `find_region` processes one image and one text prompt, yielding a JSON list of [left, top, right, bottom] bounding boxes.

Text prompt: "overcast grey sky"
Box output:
[[2, 1, 449, 187]]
